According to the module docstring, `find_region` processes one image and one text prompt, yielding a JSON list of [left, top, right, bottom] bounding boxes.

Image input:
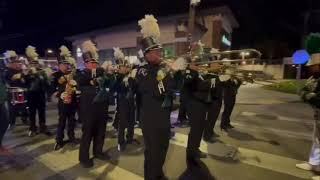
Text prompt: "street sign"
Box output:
[[292, 49, 310, 64]]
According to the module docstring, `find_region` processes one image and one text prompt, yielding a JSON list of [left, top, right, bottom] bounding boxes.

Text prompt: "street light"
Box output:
[[47, 49, 53, 54], [240, 51, 251, 64]]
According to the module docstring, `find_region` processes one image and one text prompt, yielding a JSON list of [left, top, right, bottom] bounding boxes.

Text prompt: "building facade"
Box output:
[[66, 6, 239, 65]]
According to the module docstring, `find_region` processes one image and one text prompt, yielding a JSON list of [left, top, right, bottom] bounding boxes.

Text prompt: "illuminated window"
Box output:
[[77, 48, 82, 57]]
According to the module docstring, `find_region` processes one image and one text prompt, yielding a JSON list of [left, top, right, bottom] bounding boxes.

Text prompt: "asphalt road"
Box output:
[[0, 84, 316, 180]]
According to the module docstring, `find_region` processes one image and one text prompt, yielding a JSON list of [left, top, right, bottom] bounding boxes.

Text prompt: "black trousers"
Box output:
[[221, 88, 236, 128], [142, 126, 170, 180], [113, 98, 120, 130], [79, 102, 107, 163], [0, 103, 9, 147], [56, 101, 76, 144], [187, 99, 208, 156], [117, 97, 135, 145], [203, 98, 222, 138], [28, 93, 46, 132], [178, 94, 189, 122], [8, 103, 28, 126], [135, 96, 141, 123]]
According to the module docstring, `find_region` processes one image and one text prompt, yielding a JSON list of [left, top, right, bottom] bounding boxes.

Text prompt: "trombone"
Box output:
[[187, 48, 262, 65]]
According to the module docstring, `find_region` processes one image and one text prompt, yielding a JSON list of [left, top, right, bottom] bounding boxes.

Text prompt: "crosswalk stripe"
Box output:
[[4, 131, 143, 180], [170, 112, 312, 141], [231, 122, 312, 140], [135, 129, 314, 179], [241, 111, 314, 125]]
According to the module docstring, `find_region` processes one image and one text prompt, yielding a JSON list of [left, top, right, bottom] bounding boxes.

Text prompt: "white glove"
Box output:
[[169, 57, 187, 71], [219, 75, 231, 82], [130, 69, 138, 79], [12, 73, 22, 80]]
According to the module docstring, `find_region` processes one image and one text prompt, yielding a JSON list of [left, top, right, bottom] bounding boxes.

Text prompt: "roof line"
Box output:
[[65, 5, 238, 41]]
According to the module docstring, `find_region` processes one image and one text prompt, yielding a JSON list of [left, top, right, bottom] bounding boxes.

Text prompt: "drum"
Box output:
[[8, 87, 27, 105]]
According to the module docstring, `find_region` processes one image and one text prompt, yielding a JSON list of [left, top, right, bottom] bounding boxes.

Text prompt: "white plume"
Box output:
[[25, 46, 39, 59], [113, 47, 125, 60], [4, 50, 17, 59], [67, 57, 77, 69], [101, 60, 113, 70], [82, 40, 99, 60], [38, 59, 45, 66], [171, 57, 187, 71], [43, 67, 53, 77], [59, 45, 71, 57], [190, 0, 201, 6], [138, 15, 160, 39]]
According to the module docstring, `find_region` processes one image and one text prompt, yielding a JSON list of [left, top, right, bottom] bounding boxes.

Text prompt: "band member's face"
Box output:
[[118, 66, 130, 74], [106, 65, 114, 74], [85, 61, 98, 70], [29, 63, 40, 69], [10, 62, 22, 70], [145, 49, 163, 65], [59, 64, 68, 73]]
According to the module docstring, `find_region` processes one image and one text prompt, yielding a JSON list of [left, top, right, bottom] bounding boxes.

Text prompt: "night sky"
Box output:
[[0, 0, 319, 58]]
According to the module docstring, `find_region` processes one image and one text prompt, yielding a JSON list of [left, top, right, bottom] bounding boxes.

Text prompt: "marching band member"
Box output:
[[112, 48, 139, 151], [3, 50, 28, 128], [0, 66, 10, 155], [220, 68, 242, 131], [201, 62, 224, 142], [136, 15, 184, 180], [76, 40, 115, 168], [25, 46, 51, 137], [296, 55, 320, 180], [52, 46, 78, 150], [184, 41, 222, 161]]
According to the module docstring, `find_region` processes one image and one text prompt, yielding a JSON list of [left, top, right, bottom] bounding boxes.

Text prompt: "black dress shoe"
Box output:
[[226, 124, 235, 129], [28, 130, 38, 137], [196, 150, 207, 158], [187, 150, 207, 160], [80, 160, 94, 168], [203, 137, 216, 144], [212, 131, 220, 137], [126, 139, 140, 145], [68, 138, 80, 145], [94, 153, 111, 161], [53, 143, 63, 151], [118, 144, 126, 152], [221, 127, 229, 133], [40, 130, 52, 136]]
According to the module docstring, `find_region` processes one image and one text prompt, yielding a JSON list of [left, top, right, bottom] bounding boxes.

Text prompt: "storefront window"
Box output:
[[163, 44, 175, 59]]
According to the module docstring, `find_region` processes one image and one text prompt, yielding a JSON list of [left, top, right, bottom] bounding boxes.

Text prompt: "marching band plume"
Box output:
[[138, 15, 160, 39]]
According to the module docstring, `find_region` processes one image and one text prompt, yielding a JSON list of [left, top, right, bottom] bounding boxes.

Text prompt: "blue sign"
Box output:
[[292, 50, 310, 64]]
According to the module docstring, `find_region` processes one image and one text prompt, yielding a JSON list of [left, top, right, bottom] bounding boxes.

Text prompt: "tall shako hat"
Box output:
[[81, 40, 99, 63], [113, 47, 128, 66], [138, 15, 162, 54], [25, 45, 40, 65], [3, 50, 19, 64], [59, 45, 72, 64]]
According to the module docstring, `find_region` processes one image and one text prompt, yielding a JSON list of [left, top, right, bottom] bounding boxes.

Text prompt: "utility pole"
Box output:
[[297, 0, 315, 79]]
